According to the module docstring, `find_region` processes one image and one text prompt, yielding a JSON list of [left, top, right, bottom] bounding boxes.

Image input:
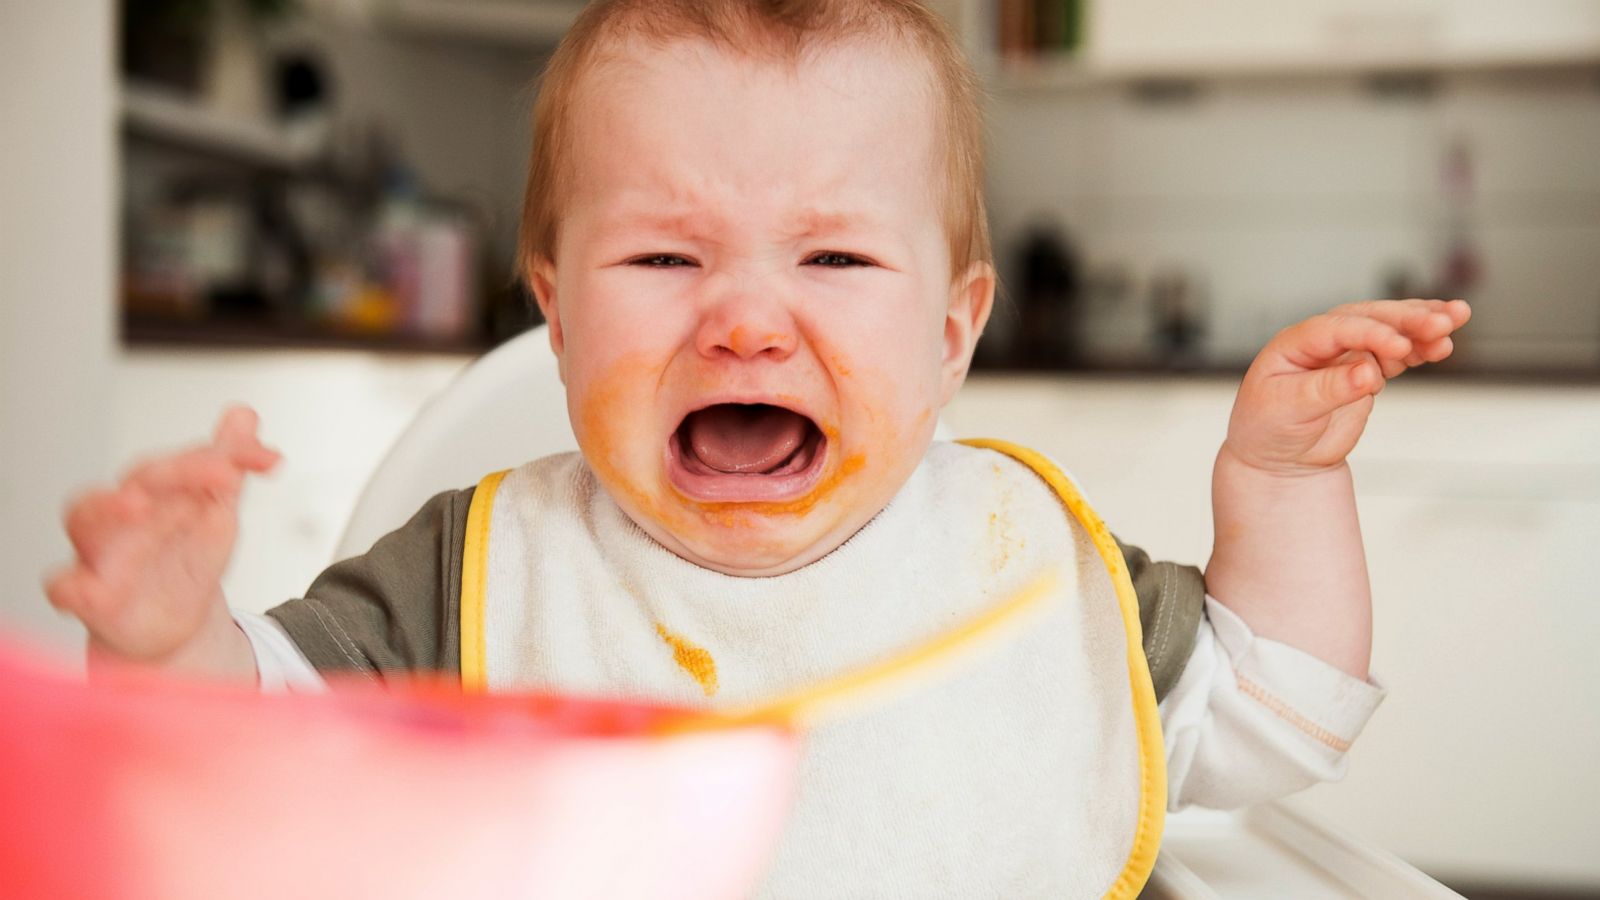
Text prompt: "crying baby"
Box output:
[[50, 1, 1469, 896]]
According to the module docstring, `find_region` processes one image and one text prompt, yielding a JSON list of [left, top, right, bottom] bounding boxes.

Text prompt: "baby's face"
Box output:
[[532, 37, 991, 576]]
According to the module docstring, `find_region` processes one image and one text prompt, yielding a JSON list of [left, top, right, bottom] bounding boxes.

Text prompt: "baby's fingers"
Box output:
[[1277, 313, 1412, 370], [1333, 298, 1466, 339], [1411, 334, 1455, 363], [1292, 355, 1384, 419], [213, 405, 281, 472], [125, 447, 244, 503], [63, 485, 150, 563], [43, 565, 118, 622]]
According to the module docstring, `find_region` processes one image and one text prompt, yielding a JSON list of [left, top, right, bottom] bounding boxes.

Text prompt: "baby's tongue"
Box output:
[[685, 405, 807, 474]]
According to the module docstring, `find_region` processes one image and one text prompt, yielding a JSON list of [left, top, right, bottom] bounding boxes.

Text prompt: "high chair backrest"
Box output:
[[335, 326, 574, 561]]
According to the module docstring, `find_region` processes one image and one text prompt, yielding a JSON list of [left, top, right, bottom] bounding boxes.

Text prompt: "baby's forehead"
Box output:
[[525, 25, 974, 278], [582, 39, 939, 145], [564, 42, 943, 199]]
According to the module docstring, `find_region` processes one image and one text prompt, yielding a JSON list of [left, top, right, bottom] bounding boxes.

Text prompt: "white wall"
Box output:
[[0, 0, 115, 652]]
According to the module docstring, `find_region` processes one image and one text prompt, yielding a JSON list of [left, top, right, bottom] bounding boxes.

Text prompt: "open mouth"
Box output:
[[667, 403, 828, 503]]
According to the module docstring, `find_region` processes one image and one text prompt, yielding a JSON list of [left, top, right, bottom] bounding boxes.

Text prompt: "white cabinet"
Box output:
[[1086, 0, 1600, 74], [1292, 382, 1600, 888], [951, 0, 1600, 87]]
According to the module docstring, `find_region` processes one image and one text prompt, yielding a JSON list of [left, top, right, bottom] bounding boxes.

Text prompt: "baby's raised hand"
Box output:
[[1224, 299, 1471, 474], [45, 406, 280, 666]]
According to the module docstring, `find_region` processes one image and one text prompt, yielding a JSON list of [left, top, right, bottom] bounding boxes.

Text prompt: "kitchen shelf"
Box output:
[[120, 82, 316, 171], [379, 0, 583, 48], [122, 314, 496, 357]]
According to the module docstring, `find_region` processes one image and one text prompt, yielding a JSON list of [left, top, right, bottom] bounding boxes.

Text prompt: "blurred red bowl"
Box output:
[[0, 640, 799, 900]]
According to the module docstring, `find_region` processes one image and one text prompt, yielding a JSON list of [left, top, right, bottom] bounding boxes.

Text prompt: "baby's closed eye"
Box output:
[[804, 251, 874, 267], [627, 254, 698, 268], [625, 252, 875, 268]]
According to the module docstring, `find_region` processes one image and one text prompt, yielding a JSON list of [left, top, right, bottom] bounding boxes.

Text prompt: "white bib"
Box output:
[[459, 440, 1163, 898]]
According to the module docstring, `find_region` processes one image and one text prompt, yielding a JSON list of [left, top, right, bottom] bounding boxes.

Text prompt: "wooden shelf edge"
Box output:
[[120, 82, 315, 170], [121, 316, 496, 357]]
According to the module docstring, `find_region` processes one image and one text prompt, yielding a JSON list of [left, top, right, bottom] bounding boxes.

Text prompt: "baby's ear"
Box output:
[[939, 260, 996, 404], [527, 257, 565, 365]]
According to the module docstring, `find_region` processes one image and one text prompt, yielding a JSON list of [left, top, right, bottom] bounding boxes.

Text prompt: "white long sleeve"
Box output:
[[232, 609, 328, 694], [1161, 596, 1386, 810]]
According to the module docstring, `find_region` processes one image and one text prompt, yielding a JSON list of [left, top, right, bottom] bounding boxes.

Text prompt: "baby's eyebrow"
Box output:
[[597, 211, 710, 238], [786, 208, 880, 237], [592, 207, 883, 241]]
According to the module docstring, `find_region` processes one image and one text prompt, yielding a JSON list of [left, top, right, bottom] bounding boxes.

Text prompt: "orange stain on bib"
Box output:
[[656, 624, 720, 696]]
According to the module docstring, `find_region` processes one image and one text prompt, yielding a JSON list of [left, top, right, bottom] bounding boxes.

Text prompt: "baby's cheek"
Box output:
[[571, 355, 672, 516], [837, 357, 937, 452]]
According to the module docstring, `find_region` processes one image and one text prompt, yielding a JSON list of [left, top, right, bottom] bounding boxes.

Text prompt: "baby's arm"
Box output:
[[263, 485, 474, 678], [1119, 536, 1385, 809], [1204, 299, 1471, 678], [44, 406, 279, 681]]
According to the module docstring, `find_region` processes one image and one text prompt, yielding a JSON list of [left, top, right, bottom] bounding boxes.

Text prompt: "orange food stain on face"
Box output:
[[655, 624, 719, 696], [575, 353, 677, 525]]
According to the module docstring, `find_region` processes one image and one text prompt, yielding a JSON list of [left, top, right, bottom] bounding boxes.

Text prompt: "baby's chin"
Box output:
[[681, 519, 857, 577], [595, 461, 889, 573], [616, 485, 871, 577]]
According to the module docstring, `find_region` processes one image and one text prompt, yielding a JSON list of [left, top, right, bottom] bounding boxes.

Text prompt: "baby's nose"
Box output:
[[694, 294, 799, 362]]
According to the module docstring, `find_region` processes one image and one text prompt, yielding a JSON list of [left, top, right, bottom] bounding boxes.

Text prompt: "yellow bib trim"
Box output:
[[459, 469, 509, 693], [959, 438, 1166, 900]]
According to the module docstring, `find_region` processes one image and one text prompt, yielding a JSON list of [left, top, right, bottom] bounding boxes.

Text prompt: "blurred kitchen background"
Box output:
[[2, 1, 1598, 897]]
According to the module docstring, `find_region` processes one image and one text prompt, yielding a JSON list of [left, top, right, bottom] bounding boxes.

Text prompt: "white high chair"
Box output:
[[335, 326, 574, 561], [335, 325, 1463, 899]]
